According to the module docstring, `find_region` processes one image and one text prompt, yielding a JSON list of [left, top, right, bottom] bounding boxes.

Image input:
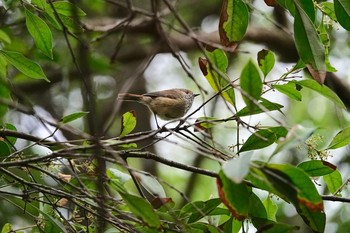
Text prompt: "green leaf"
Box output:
[[273, 82, 302, 101], [194, 117, 219, 132], [106, 168, 131, 184], [222, 153, 251, 183], [257, 49, 275, 77], [60, 111, 89, 124], [29, 203, 68, 233], [0, 55, 7, 78], [52, 1, 86, 16], [317, 14, 337, 73], [295, 0, 315, 21], [0, 141, 11, 157], [240, 127, 288, 152], [137, 173, 166, 198], [247, 166, 289, 202], [248, 193, 267, 219], [293, 79, 346, 109], [31, 0, 47, 10], [0, 30, 11, 44], [323, 170, 342, 195], [327, 127, 350, 149], [2, 123, 17, 145], [297, 160, 336, 177], [221, 218, 241, 233], [219, 0, 249, 46], [198, 50, 235, 106], [261, 164, 325, 233], [251, 218, 299, 233], [120, 192, 161, 228], [25, 9, 53, 59], [293, 0, 326, 84], [235, 98, 283, 117], [43, 9, 83, 33], [181, 199, 221, 223], [0, 50, 49, 82], [334, 0, 350, 31], [263, 196, 278, 221], [320, 2, 337, 21], [1, 223, 13, 233], [276, 0, 295, 16], [120, 110, 137, 137], [217, 171, 251, 220], [240, 60, 262, 109], [0, 76, 10, 120]]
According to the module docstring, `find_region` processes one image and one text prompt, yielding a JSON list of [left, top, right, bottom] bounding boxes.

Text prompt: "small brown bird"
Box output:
[[118, 88, 199, 127]]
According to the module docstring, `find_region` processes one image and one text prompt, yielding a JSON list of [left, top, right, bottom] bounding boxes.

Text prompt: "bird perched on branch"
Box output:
[[118, 88, 199, 127]]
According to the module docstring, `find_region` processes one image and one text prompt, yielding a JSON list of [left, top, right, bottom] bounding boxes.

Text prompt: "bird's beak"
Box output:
[[194, 93, 200, 97]]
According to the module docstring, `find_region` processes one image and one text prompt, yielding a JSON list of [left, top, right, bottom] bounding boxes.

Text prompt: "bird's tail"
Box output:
[[117, 93, 143, 101]]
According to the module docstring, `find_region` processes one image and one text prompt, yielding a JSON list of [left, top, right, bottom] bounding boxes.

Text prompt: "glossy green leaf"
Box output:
[[219, 0, 249, 46], [60, 111, 89, 124], [273, 82, 302, 101], [293, 0, 326, 84], [323, 170, 342, 194], [247, 166, 289, 202], [248, 193, 267, 219], [262, 164, 325, 233], [240, 60, 262, 109], [222, 217, 241, 233], [293, 79, 346, 109], [298, 160, 336, 177], [0, 30, 11, 44], [25, 9, 53, 59], [120, 110, 137, 137], [334, 0, 350, 31], [198, 50, 235, 106], [327, 127, 350, 149], [263, 196, 278, 221], [295, 0, 315, 21], [0, 50, 49, 82], [240, 127, 288, 152], [217, 171, 251, 220], [222, 153, 251, 183], [257, 49, 275, 77], [52, 1, 86, 16], [235, 98, 283, 117]]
